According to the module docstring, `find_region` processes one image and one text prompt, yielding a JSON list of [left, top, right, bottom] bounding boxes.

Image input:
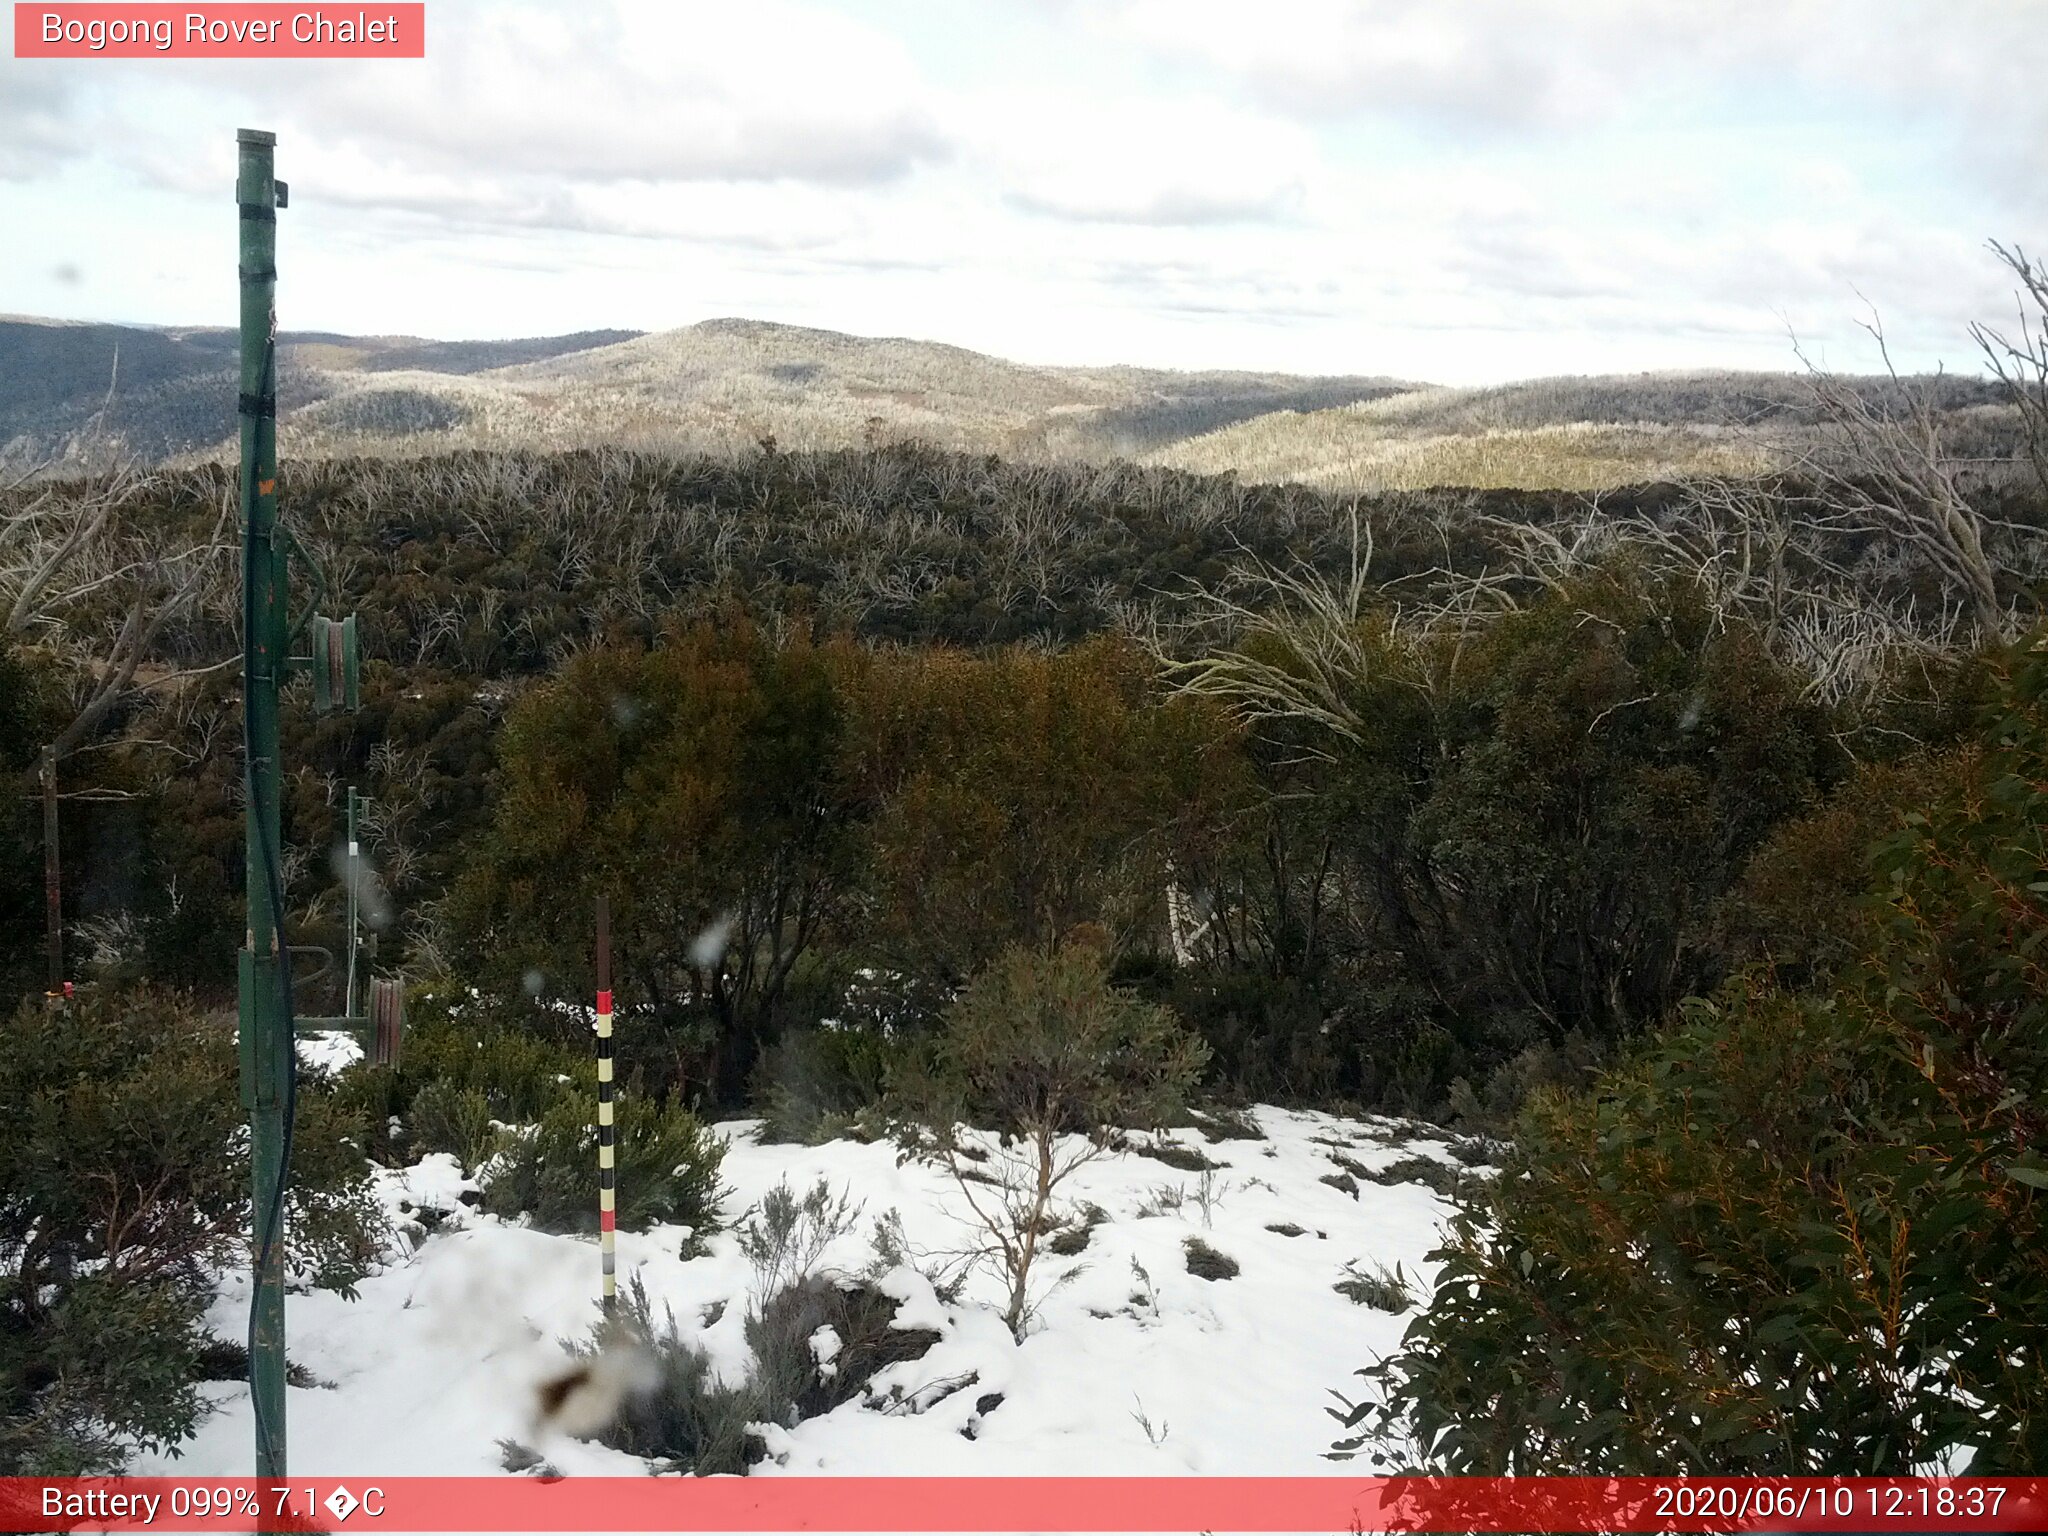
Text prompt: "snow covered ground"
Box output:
[[136, 1109, 1481, 1479]]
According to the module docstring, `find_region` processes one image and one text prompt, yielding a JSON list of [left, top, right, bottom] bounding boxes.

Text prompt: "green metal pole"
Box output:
[[235, 125, 289, 1484]]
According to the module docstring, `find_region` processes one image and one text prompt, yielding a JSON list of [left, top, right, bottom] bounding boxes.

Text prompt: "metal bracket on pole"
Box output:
[[295, 977, 405, 1069]]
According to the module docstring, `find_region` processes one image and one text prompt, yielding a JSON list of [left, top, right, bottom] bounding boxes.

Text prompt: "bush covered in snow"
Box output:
[[575, 1183, 942, 1475], [580, 1276, 763, 1475]]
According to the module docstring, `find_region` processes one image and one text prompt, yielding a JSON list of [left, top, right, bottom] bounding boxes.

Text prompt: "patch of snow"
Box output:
[[295, 1031, 363, 1074], [133, 1104, 1462, 1479], [810, 1325, 842, 1379]]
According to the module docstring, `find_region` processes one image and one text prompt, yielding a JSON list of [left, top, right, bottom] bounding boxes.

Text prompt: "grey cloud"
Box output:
[[1006, 181, 1303, 227], [1109, 0, 1674, 134], [242, 0, 954, 192], [1111, 0, 2048, 154], [0, 72, 82, 180], [319, 101, 949, 190]]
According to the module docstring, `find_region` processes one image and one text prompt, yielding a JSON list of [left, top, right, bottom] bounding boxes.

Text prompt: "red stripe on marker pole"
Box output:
[[3, 1477, 2045, 1532], [596, 988, 611, 1014], [599, 1207, 616, 1233]]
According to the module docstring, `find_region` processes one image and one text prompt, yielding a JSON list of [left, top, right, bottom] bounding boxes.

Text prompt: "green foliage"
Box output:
[[345, 991, 726, 1236], [901, 942, 1211, 1143], [1444, 1030, 1609, 1135], [1, 447, 2014, 1030], [585, 1276, 762, 1475], [849, 635, 1248, 987], [1348, 988, 2015, 1472], [1407, 572, 1832, 1044], [1348, 637, 2048, 1474], [0, 986, 381, 1472], [0, 636, 62, 1005], [285, 1087, 393, 1295], [481, 1095, 727, 1236], [403, 999, 589, 1123], [407, 1082, 501, 1173], [448, 614, 860, 1105], [894, 942, 1209, 1332], [753, 1023, 903, 1145], [1713, 753, 1955, 990], [1177, 566, 1838, 1114], [451, 625, 1241, 1111], [1157, 973, 1341, 1103], [323, 992, 592, 1165]]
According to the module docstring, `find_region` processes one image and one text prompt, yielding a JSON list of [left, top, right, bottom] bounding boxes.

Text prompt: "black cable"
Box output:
[[242, 328, 297, 1476]]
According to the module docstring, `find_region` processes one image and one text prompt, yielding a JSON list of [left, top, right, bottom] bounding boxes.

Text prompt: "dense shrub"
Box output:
[[447, 614, 862, 1106], [752, 1022, 902, 1145], [584, 1276, 762, 1475], [1711, 753, 1956, 990], [0, 987, 382, 1473], [582, 1264, 940, 1475], [0, 636, 62, 1005], [1344, 637, 2048, 1474], [481, 1096, 727, 1236], [403, 1001, 589, 1122], [1402, 574, 1832, 1045], [743, 1273, 942, 1422], [846, 635, 1247, 987], [325, 992, 590, 1165], [1157, 973, 1337, 1103], [1172, 567, 1841, 1114], [407, 1082, 501, 1172]]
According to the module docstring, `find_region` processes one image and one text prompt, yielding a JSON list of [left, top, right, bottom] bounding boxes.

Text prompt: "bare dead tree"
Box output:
[[1146, 513, 1396, 756], [1971, 239, 2048, 503], [1, 453, 233, 986], [1387, 486, 1969, 714], [1790, 313, 2020, 643]]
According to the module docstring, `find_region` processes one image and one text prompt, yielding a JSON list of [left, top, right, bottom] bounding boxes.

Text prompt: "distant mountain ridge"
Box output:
[[1, 314, 2015, 491], [0, 313, 1413, 470], [0, 319, 644, 463]]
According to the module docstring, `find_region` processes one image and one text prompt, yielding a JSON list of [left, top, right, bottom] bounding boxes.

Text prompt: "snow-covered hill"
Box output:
[[137, 1109, 1484, 1478]]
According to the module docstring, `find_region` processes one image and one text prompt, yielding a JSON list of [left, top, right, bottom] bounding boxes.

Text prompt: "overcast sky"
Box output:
[[3, 0, 2043, 382]]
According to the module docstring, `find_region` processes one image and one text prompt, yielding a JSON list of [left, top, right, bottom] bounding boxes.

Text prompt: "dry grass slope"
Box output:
[[1144, 371, 2014, 491], [168, 319, 1412, 468], [1148, 410, 1777, 492]]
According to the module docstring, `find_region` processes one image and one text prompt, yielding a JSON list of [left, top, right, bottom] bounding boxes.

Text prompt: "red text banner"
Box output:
[[3, 1477, 2047, 1533], [14, 5, 425, 58]]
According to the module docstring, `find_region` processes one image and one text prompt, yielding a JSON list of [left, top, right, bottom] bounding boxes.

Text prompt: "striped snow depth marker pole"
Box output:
[[595, 895, 617, 1315]]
